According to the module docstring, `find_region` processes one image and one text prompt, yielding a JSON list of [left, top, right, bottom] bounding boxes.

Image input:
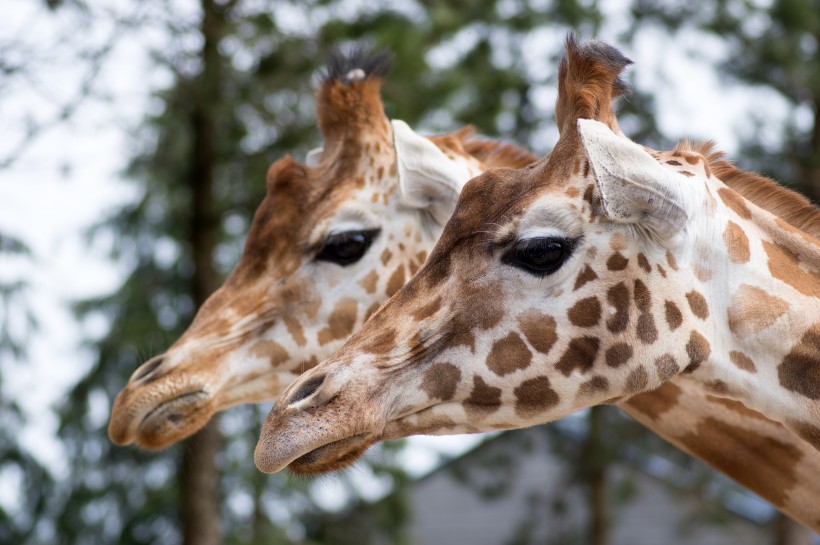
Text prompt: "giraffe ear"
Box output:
[[392, 120, 476, 225], [577, 118, 692, 239]]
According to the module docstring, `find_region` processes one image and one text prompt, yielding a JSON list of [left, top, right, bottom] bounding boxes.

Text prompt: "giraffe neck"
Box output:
[[680, 182, 820, 445]]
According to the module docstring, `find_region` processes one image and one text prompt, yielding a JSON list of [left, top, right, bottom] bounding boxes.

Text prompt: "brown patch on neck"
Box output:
[[704, 395, 770, 422], [762, 240, 820, 298], [728, 284, 789, 338], [624, 381, 682, 419], [777, 323, 820, 400], [679, 417, 801, 507], [723, 221, 750, 263]]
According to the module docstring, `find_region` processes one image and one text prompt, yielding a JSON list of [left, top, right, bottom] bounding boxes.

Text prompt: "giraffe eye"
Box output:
[[502, 237, 576, 277], [316, 229, 380, 266]]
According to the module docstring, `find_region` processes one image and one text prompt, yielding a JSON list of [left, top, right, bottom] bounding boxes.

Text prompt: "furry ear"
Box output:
[[392, 120, 477, 225], [577, 118, 692, 239], [305, 147, 323, 167]]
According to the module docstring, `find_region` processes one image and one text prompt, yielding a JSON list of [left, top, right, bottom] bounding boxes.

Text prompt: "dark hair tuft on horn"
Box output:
[[322, 45, 393, 85]]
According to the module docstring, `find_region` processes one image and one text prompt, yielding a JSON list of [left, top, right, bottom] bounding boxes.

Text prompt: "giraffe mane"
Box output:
[[675, 140, 820, 238], [429, 126, 539, 170]]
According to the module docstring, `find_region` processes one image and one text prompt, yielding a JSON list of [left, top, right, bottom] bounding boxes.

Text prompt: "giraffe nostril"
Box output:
[[289, 374, 326, 406], [132, 356, 164, 383]]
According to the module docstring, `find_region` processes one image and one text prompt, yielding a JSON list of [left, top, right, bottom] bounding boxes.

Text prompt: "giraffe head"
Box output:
[[107, 49, 526, 449], [254, 35, 750, 474]]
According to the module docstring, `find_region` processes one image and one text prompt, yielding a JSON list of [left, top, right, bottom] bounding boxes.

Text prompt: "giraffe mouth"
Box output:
[[287, 433, 375, 474], [133, 389, 211, 449]]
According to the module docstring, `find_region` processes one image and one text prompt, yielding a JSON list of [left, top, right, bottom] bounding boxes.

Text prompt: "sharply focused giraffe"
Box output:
[[254, 39, 820, 532]]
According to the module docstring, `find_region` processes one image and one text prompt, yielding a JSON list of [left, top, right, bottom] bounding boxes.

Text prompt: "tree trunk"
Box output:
[[805, 99, 820, 203], [179, 418, 223, 545], [585, 406, 610, 545], [772, 512, 813, 545], [178, 0, 226, 544]]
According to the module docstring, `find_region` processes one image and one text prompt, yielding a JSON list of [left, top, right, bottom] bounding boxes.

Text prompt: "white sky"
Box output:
[[0, 0, 798, 516]]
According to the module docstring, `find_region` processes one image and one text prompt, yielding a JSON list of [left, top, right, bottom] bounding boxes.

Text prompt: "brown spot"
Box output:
[[249, 340, 289, 367], [283, 316, 307, 347], [376, 165, 384, 180], [566, 186, 580, 198], [633, 279, 651, 312], [556, 337, 600, 376], [707, 380, 729, 394], [664, 301, 683, 331], [762, 240, 820, 298], [573, 265, 598, 291], [636, 313, 658, 344], [465, 375, 502, 417], [684, 155, 699, 165], [685, 290, 709, 319], [567, 296, 602, 327], [359, 270, 379, 294], [518, 311, 558, 355], [657, 264, 667, 277], [654, 354, 679, 381], [363, 301, 381, 321], [791, 420, 820, 450], [413, 296, 442, 321], [718, 187, 752, 219], [723, 221, 750, 263], [665, 251, 679, 271], [680, 170, 695, 177], [476, 302, 504, 330], [362, 327, 398, 355], [727, 284, 789, 337], [777, 323, 820, 399], [385, 265, 405, 297], [626, 366, 648, 394], [729, 351, 757, 373], [441, 312, 477, 353], [514, 376, 559, 418], [625, 381, 681, 419], [637, 253, 651, 273], [605, 282, 630, 333], [486, 332, 533, 376], [704, 395, 769, 422], [609, 233, 627, 251], [679, 418, 799, 507], [380, 248, 393, 266], [371, 192, 379, 203], [415, 250, 428, 264], [606, 252, 629, 271], [605, 343, 633, 368], [684, 330, 711, 373], [317, 298, 358, 345], [666, 159, 682, 166], [421, 362, 461, 401], [578, 376, 609, 398]]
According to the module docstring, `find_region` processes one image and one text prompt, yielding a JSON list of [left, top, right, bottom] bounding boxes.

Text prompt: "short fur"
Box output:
[[676, 141, 820, 238]]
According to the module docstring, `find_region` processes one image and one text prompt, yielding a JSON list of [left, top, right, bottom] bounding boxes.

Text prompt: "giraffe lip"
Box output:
[[287, 433, 374, 474], [135, 390, 209, 443]]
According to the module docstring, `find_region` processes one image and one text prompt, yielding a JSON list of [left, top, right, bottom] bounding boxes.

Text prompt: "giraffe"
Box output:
[[107, 49, 534, 450], [254, 37, 820, 532]]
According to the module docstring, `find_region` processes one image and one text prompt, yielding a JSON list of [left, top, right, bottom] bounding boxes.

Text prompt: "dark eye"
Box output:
[[501, 237, 576, 277], [315, 229, 380, 266]]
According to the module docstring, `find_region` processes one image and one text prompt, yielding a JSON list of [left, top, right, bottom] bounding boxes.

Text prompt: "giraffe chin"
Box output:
[[287, 433, 375, 475]]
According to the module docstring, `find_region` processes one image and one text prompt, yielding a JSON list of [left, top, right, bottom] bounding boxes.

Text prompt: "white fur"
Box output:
[[577, 118, 696, 241], [391, 119, 476, 225]]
